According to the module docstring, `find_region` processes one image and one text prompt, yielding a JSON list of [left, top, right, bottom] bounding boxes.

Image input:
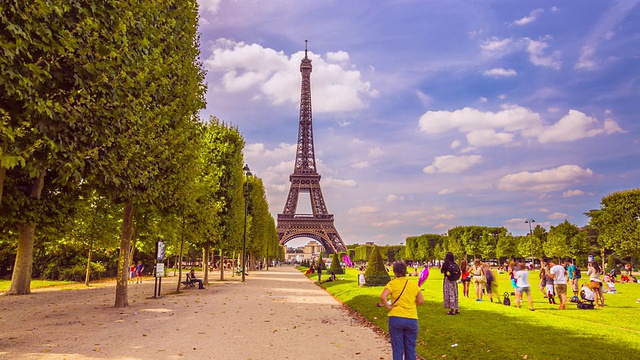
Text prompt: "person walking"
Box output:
[[472, 259, 485, 301], [460, 260, 471, 298], [441, 252, 460, 315], [538, 260, 547, 298], [588, 261, 605, 307], [317, 261, 322, 283], [380, 261, 425, 360], [566, 259, 579, 298], [548, 259, 567, 309], [136, 261, 144, 284], [515, 262, 535, 311]]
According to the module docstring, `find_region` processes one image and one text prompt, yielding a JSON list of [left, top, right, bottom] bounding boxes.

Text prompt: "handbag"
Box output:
[[503, 292, 511, 306]]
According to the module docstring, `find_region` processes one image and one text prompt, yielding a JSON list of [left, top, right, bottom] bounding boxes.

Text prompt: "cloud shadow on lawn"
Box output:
[[342, 294, 639, 359]]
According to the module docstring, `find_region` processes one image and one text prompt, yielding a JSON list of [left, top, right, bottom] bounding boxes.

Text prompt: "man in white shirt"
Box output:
[[548, 259, 567, 309]]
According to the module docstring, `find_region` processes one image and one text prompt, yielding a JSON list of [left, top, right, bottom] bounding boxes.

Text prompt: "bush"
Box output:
[[605, 254, 620, 273], [364, 246, 390, 286], [329, 253, 344, 275], [44, 262, 107, 282]]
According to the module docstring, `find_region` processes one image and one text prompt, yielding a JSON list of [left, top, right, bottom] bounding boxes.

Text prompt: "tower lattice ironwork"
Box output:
[[276, 41, 347, 254]]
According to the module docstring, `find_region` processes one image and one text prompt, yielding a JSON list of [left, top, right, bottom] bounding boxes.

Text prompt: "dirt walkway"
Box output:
[[0, 266, 391, 359]]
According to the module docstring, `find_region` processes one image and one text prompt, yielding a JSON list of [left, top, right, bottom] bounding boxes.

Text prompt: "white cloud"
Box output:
[[450, 140, 462, 149], [496, 165, 594, 192], [562, 189, 586, 197], [419, 105, 543, 135], [548, 212, 568, 220], [326, 51, 350, 63], [438, 188, 456, 195], [323, 177, 357, 188], [372, 219, 403, 228], [423, 155, 484, 174], [483, 68, 517, 77], [387, 194, 404, 202], [511, 9, 544, 26], [351, 161, 371, 169], [480, 37, 513, 53], [198, 0, 221, 13], [204, 40, 376, 112], [466, 129, 514, 147], [348, 206, 379, 215], [368, 146, 384, 157], [416, 90, 433, 106], [525, 37, 561, 69], [419, 106, 624, 147], [575, 1, 639, 70], [536, 110, 623, 143]]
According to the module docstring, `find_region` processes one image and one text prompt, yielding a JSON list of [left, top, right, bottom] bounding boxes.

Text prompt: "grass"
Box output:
[[0, 279, 78, 292], [304, 266, 640, 360]]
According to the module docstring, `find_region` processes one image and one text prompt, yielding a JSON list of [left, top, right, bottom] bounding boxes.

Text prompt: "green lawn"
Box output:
[[0, 279, 78, 292], [306, 267, 640, 360]]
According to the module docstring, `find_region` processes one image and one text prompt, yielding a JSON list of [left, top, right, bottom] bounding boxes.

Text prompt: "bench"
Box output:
[[181, 274, 195, 288]]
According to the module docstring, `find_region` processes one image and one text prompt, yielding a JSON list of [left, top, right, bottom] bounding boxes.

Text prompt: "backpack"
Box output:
[[575, 266, 581, 279], [503, 292, 511, 306], [447, 262, 461, 281]]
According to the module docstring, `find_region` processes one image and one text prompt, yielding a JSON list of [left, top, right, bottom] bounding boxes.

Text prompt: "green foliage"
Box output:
[[329, 253, 344, 274], [587, 188, 640, 261], [544, 220, 588, 260], [46, 261, 107, 282], [364, 246, 390, 286], [354, 245, 374, 262], [496, 233, 518, 260]]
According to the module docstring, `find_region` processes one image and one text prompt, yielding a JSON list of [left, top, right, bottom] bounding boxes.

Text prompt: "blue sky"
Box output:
[[196, 0, 640, 247]]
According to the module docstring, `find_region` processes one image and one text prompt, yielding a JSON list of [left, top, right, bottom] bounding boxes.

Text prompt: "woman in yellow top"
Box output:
[[380, 261, 425, 360]]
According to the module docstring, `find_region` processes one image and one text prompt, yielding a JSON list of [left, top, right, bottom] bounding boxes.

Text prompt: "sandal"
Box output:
[[447, 310, 455, 315], [454, 309, 460, 314]]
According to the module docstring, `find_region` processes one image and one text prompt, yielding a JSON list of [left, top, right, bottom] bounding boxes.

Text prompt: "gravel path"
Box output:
[[0, 265, 391, 359]]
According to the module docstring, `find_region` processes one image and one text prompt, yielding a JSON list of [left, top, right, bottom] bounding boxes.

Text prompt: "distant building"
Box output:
[[285, 240, 324, 262]]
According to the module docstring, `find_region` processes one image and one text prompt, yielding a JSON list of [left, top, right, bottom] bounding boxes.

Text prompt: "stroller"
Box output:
[[577, 284, 595, 309]]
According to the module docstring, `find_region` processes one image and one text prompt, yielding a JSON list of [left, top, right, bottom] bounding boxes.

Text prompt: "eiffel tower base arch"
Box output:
[[277, 215, 347, 254]]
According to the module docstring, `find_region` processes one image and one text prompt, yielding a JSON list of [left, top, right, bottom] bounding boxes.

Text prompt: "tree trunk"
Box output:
[[115, 201, 134, 307], [128, 227, 137, 266], [0, 165, 5, 206], [219, 248, 224, 281], [85, 237, 93, 286], [203, 244, 209, 284], [6, 171, 45, 295], [176, 214, 185, 293]]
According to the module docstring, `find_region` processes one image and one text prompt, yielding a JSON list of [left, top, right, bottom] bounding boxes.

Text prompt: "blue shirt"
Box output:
[[567, 264, 576, 280]]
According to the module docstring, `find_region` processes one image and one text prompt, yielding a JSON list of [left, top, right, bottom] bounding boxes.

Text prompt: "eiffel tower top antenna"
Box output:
[[295, 40, 316, 174]]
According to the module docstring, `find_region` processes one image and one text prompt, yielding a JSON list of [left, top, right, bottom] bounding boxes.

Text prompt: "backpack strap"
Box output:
[[392, 280, 409, 306]]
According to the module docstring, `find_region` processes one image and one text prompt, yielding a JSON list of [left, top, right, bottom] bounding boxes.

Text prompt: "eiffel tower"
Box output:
[[276, 41, 347, 254]]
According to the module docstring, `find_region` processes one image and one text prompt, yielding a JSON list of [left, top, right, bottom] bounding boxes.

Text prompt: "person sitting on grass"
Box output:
[[320, 272, 338, 284], [188, 269, 205, 289]]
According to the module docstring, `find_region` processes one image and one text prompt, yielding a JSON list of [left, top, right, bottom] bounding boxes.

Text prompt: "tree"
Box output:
[[544, 220, 587, 261], [364, 246, 390, 286], [496, 233, 518, 261], [587, 189, 640, 270], [329, 253, 343, 274]]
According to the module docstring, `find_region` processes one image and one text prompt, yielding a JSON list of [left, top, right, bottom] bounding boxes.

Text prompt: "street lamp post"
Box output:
[[525, 218, 535, 268], [242, 164, 252, 283]]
